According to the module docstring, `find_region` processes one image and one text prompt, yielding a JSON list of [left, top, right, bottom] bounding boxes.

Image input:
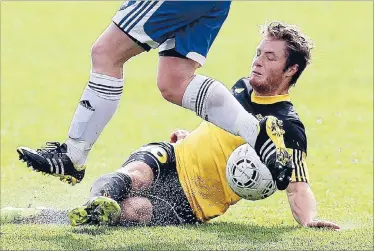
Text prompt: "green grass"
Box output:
[[1, 1, 373, 250]]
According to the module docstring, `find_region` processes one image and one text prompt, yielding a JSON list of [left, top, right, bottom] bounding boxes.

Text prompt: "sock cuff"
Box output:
[[88, 72, 124, 100], [90, 172, 133, 202], [115, 172, 132, 187], [182, 75, 217, 115], [90, 72, 123, 85], [112, 172, 133, 201]]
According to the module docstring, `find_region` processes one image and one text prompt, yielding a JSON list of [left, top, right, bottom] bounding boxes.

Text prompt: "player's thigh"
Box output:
[[156, 2, 230, 102], [120, 193, 194, 226], [117, 142, 175, 191], [91, 23, 144, 65], [118, 194, 192, 226]]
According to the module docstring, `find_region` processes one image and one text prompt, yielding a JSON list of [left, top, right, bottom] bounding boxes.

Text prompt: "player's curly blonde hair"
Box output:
[[261, 21, 314, 86]]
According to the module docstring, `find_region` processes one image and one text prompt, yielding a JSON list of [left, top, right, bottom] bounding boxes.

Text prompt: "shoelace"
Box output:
[[37, 142, 62, 154]]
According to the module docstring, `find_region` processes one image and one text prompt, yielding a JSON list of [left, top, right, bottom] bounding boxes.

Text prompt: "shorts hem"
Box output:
[[112, 21, 151, 51]]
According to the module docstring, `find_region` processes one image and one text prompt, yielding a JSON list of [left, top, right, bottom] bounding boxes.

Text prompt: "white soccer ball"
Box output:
[[226, 144, 277, 200]]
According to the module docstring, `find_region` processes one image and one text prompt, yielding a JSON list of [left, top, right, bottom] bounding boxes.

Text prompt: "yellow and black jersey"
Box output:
[[174, 77, 309, 222], [233, 78, 309, 183]]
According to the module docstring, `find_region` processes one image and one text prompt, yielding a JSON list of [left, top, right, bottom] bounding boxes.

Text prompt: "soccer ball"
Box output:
[[226, 144, 277, 200]]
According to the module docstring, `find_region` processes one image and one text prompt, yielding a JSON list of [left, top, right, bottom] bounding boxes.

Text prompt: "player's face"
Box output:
[[249, 37, 289, 94]]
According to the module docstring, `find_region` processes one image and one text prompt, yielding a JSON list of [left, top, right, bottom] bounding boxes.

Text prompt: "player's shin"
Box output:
[[90, 172, 133, 202], [182, 75, 259, 147], [66, 72, 124, 167], [68, 172, 132, 226]]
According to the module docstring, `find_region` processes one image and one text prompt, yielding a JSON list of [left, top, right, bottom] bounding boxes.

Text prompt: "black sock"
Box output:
[[90, 172, 132, 202]]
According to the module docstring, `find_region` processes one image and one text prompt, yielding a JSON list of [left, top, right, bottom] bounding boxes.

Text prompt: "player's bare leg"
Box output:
[[157, 56, 200, 105], [17, 23, 145, 184], [90, 23, 145, 78], [68, 161, 153, 226], [119, 197, 153, 225]]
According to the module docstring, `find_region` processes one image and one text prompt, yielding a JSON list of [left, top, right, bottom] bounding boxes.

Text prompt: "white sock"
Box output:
[[182, 75, 259, 147], [66, 72, 124, 166]]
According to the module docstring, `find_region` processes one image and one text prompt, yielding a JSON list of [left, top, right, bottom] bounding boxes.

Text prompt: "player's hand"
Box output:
[[305, 219, 341, 230], [170, 129, 190, 143]]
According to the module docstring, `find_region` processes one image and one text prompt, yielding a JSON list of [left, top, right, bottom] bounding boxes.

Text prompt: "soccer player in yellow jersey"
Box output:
[[68, 21, 340, 230]]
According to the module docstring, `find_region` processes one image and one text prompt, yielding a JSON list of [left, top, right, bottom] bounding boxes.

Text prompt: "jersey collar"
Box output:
[[250, 91, 291, 104]]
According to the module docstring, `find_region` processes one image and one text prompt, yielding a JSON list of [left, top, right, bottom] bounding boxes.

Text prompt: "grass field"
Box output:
[[1, 1, 374, 250]]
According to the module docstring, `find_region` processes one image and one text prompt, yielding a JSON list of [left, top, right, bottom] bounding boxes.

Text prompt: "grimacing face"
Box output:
[[249, 37, 291, 94]]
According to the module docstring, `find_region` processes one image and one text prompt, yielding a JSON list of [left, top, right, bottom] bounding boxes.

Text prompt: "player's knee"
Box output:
[[117, 161, 153, 191], [157, 80, 176, 103], [120, 197, 153, 224], [157, 57, 198, 104], [91, 42, 115, 67], [157, 73, 191, 105]]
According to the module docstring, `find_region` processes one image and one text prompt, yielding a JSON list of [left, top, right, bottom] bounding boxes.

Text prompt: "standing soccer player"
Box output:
[[17, 2, 291, 185]]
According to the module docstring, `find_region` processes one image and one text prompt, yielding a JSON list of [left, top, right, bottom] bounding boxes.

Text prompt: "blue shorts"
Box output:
[[112, 1, 231, 65]]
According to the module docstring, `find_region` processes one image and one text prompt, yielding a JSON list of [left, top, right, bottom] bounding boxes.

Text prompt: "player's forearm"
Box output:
[[287, 183, 317, 226]]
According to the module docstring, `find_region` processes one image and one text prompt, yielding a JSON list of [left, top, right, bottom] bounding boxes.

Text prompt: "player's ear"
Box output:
[[285, 64, 299, 78]]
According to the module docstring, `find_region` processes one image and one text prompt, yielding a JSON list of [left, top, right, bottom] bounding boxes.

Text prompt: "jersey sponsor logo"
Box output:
[[234, 88, 245, 94], [150, 147, 168, 164], [137, 145, 168, 164]]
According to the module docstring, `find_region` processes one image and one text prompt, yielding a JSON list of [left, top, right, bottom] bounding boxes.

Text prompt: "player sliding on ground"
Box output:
[[17, 2, 288, 186], [68, 22, 339, 229]]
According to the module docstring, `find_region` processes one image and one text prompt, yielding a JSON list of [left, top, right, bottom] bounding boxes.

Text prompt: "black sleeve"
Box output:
[[283, 120, 307, 153], [284, 120, 309, 183]]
